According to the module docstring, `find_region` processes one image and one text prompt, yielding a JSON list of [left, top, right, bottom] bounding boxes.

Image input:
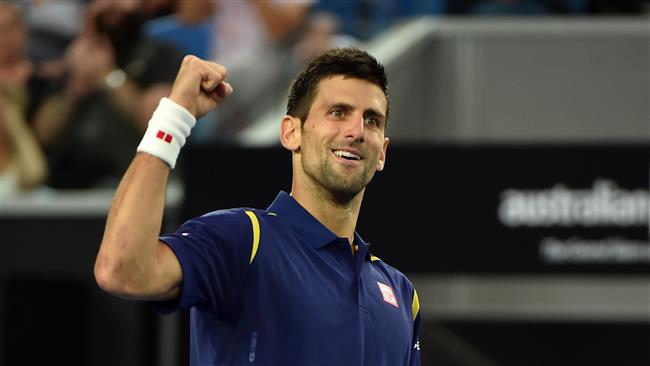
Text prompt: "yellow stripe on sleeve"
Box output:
[[370, 255, 381, 261], [412, 289, 420, 321], [245, 211, 260, 264]]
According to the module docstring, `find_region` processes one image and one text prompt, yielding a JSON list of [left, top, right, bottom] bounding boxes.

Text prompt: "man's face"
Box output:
[[298, 75, 389, 201]]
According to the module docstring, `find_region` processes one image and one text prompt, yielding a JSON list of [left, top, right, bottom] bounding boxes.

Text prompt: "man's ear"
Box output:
[[280, 115, 301, 152], [376, 137, 389, 172]]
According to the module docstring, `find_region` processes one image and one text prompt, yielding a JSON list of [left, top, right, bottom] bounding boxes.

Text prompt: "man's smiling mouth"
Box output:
[[333, 150, 362, 161]]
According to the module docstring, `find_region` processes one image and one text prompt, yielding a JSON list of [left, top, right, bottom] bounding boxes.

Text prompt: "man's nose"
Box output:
[[344, 113, 365, 142]]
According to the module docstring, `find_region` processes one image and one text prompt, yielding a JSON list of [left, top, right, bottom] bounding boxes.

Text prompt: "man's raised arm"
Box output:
[[94, 56, 233, 301]]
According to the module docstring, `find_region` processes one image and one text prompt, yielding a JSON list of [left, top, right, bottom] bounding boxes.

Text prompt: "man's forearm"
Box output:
[[94, 152, 170, 297]]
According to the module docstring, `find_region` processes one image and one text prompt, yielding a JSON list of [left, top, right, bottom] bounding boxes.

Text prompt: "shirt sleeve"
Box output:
[[149, 210, 253, 316]]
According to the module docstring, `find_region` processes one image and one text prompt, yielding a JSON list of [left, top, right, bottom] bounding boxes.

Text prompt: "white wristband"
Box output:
[[137, 97, 196, 169]]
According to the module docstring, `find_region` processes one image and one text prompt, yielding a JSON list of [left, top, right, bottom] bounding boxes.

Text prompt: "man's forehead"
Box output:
[[314, 75, 387, 111]]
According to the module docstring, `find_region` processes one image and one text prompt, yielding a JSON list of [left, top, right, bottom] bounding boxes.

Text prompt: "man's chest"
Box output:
[[234, 237, 413, 359]]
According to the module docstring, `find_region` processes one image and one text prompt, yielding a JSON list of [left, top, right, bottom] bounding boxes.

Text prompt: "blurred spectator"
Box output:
[[155, 0, 314, 142], [0, 1, 59, 126], [144, 0, 213, 59], [12, 0, 87, 62], [0, 3, 48, 196], [170, 0, 313, 67], [0, 87, 48, 197], [141, 0, 176, 18], [293, 12, 362, 67], [313, 1, 445, 41], [32, 0, 182, 189]]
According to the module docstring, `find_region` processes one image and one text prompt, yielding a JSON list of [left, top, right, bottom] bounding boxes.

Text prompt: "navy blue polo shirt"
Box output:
[[152, 191, 421, 366]]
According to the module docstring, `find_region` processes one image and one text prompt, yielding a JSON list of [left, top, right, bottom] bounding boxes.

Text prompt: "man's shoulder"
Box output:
[[196, 207, 255, 224], [175, 208, 271, 247], [199, 207, 249, 218], [193, 207, 278, 228], [370, 256, 416, 291], [198, 207, 276, 218]]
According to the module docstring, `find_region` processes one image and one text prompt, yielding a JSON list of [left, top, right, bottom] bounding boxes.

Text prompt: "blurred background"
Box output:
[[1, 0, 649, 365]]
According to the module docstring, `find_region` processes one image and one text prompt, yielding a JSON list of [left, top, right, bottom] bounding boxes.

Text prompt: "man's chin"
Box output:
[[325, 179, 367, 203], [328, 188, 362, 205]]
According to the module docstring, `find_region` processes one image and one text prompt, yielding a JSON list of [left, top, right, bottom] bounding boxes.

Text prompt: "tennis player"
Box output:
[[95, 47, 421, 366]]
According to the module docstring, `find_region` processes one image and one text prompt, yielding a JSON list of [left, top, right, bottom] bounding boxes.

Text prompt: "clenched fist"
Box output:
[[169, 55, 234, 118]]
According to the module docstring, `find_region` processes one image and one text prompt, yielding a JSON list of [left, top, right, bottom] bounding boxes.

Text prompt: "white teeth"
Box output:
[[334, 150, 361, 160]]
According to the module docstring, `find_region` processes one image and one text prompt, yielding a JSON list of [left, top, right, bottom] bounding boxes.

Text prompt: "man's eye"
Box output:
[[329, 109, 344, 118], [365, 117, 379, 126]]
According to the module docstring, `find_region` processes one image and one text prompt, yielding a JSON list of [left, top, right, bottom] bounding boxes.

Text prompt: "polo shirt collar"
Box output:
[[267, 191, 370, 253]]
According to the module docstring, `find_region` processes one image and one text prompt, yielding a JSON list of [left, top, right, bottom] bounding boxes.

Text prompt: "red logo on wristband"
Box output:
[[156, 130, 173, 143]]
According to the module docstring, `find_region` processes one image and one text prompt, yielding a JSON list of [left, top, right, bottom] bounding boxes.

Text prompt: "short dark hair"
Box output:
[[286, 47, 389, 124]]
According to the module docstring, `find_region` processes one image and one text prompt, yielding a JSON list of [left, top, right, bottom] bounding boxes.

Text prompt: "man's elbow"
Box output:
[[93, 239, 179, 300], [94, 257, 120, 294], [93, 255, 137, 299]]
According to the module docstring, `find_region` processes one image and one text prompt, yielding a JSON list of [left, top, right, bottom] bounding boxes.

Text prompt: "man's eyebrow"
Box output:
[[327, 102, 354, 112]]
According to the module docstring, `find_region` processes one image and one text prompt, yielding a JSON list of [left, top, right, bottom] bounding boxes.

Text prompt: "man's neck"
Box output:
[[290, 183, 363, 245]]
